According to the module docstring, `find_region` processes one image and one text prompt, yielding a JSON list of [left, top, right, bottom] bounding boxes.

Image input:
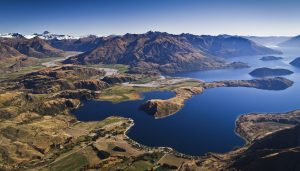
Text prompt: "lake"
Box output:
[[72, 47, 300, 156]]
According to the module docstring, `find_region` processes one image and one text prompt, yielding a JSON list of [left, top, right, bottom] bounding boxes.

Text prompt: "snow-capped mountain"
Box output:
[[29, 31, 79, 40], [0, 31, 82, 40], [0, 33, 25, 38]]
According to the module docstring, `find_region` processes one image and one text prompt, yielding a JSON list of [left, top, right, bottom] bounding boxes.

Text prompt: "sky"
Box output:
[[0, 0, 299, 36]]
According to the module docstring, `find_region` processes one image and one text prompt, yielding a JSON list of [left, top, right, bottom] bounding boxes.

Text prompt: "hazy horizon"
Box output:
[[0, 30, 297, 38], [1, 0, 300, 37]]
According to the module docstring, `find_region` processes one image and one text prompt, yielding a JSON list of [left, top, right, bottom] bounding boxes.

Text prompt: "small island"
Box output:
[[249, 67, 293, 77], [290, 57, 300, 67], [259, 56, 283, 61]]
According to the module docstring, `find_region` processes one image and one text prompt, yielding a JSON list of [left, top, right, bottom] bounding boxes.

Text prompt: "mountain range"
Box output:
[[64, 32, 281, 73], [0, 31, 282, 74], [0, 31, 78, 40], [0, 31, 107, 52]]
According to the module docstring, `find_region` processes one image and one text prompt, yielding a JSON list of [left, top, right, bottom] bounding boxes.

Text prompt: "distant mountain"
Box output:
[[27, 31, 78, 40], [245, 36, 291, 47], [0, 31, 104, 52], [0, 31, 80, 40], [47, 35, 105, 52], [278, 35, 300, 47], [183, 34, 281, 57], [0, 33, 25, 39], [64, 32, 280, 74], [0, 36, 65, 58]]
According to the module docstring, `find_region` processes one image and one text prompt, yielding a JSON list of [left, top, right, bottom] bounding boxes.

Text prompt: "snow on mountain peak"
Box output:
[[0, 33, 24, 38], [32, 31, 79, 40], [0, 31, 82, 40]]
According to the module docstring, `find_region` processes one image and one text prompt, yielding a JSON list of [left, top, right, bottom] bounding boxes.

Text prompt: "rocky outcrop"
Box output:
[[260, 56, 283, 61], [74, 79, 109, 91], [249, 67, 293, 77], [290, 57, 300, 67], [101, 74, 137, 84], [140, 87, 203, 118], [204, 77, 294, 90]]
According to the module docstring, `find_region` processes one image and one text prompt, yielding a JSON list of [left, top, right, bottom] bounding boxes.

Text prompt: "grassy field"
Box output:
[[0, 65, 45, 80], [98, 79, 202, 103], [126, 160, 154, 171], [48, 152, 88, 171], [72, 117, 125, 131], [99, 85, 154, 102]]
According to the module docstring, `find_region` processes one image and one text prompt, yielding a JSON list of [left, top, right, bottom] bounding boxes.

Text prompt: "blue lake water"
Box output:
[[73, 47, 300, 156]]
